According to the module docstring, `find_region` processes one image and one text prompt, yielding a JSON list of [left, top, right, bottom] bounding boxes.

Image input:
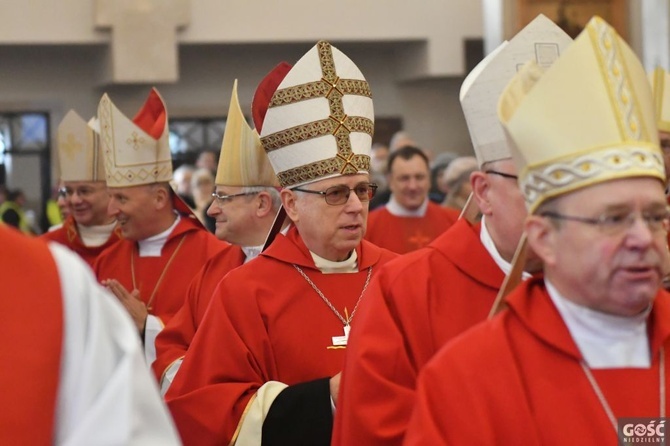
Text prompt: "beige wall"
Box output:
[[0, 0, 484, 217], [0, 42, 475, 157]]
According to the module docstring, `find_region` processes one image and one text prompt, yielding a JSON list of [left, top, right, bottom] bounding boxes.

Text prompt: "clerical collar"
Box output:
[[242, 245, 263, 263], [480, 216, 531, 280], [545, 279, 651, 369], [77, 220, 117, 247], [138, 215, 180, 257], [385, 195, 428, 217], [309, 249, 358, 274]]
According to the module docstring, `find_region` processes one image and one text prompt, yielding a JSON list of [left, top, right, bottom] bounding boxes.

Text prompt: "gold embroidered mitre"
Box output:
[[650, 67, 670, 133], [97, 88, 173, 188], [461, 14, 572, 167], [498, 16, 664, 213], [216, 80, 279, 187], [57, 110, 105, 182], [259, 41, 374, 188]]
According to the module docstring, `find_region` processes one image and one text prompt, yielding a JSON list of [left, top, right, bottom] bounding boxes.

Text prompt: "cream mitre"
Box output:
[[498, 16, 664, 214], [460, 14, 572, 168], [97, 88, 172, 188], [57, 110, 105, 182]]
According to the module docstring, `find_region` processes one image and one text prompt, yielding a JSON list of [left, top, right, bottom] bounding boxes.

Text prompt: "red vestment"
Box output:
[[1, 226, 63, 445], [152, 244, 246, 381], [94, 217, 226, 325], [166, 226, 398, 445], [41, 215, 122, 268], [333, 218, 505, 446], [404, 277, 670, 445], [364, 201, 459, 253]]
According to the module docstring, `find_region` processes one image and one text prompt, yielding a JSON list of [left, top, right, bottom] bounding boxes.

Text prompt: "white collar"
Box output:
[[309, 249, 358, 274], [545, 279, 651, 368], [479, 216, 531, 280], [385, 195, 428, 217], [77, 220, 117, 247], [137, 215, 180, 257], [242, 244, 263, 263]]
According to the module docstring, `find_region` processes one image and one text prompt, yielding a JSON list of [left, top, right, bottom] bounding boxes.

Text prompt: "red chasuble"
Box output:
[[152, 244, 246, 381], [405, 278, 670, 446], [166, 226, 398, 445], [1, 226, 63, 445], [364, 201, 459, 254], [333, 218, 505, 446], [41, 215, 122, 268], [94, 217, 226, 325]]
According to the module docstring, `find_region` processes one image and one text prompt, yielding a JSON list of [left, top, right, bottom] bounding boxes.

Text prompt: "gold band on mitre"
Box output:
[[499, 16, 664, 213], [57, 110, 105, 182], [98, 88, 173, 188], [650, 67, 670, 133], [259, 41, 374, 188], [216, 80, 278, 187]]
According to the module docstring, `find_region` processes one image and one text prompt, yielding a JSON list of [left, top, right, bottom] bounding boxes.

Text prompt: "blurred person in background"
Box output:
[[190, 167, 216, 233], [441, 156, 478, 212], [173, 164, 196, 208], [365, 145, 459, 253], [0, 188, 33, 234]]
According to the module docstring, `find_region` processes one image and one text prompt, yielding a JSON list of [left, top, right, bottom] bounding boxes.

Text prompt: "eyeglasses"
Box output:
[[541, 209, 670, 236], [57, 187, 67, 198], [293, 182, 378, 206], [485, 170, 518, 180], [211, 191, 259, 204]]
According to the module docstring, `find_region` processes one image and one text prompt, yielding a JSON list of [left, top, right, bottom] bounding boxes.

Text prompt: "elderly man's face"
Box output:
[[107, 184, 162, 241], [473, 159, 529, 264], [63, 181, 111, 227], [531, 177, 669, 316], [284, 174, 370, 262], [207, 186, 259, 245]]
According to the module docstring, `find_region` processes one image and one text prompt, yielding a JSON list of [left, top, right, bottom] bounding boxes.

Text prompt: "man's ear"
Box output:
[[470, 171, 492, 216], [256, 191, 274, 218], [525, 214, 558, 267], [281, 189, 299, 223], [153, 185, 170, 210]]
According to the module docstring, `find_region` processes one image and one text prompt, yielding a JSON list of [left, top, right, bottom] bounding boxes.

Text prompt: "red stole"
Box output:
[[0, 227, 63, 445]]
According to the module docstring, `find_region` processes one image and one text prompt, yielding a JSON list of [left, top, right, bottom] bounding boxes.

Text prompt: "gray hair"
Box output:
[[242, 186, 281, 210]]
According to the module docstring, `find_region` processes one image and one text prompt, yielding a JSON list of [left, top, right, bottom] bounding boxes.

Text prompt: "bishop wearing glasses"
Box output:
[[41, 111, 122, 267], [166, 41, 397, 446], [152, 79, 283, 395], [406, 17, 670, 445], [334, 14, 570, 446]]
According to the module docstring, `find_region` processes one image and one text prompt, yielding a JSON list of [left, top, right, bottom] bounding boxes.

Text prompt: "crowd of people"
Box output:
[[3, 13, 670, 446]]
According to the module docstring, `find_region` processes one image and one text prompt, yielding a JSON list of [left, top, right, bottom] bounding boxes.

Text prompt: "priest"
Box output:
[[405, 16, 670, 445], [94, 88, 226, 365], [166, 41, 397, 446], [333, 15, 572, 446], [42, 110, 121, 267], [152, 78, 284, 394]]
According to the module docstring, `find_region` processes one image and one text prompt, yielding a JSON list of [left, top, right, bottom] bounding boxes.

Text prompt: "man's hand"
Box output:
[[102, 279, 148, 333], [330, 372, 342, 406]]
